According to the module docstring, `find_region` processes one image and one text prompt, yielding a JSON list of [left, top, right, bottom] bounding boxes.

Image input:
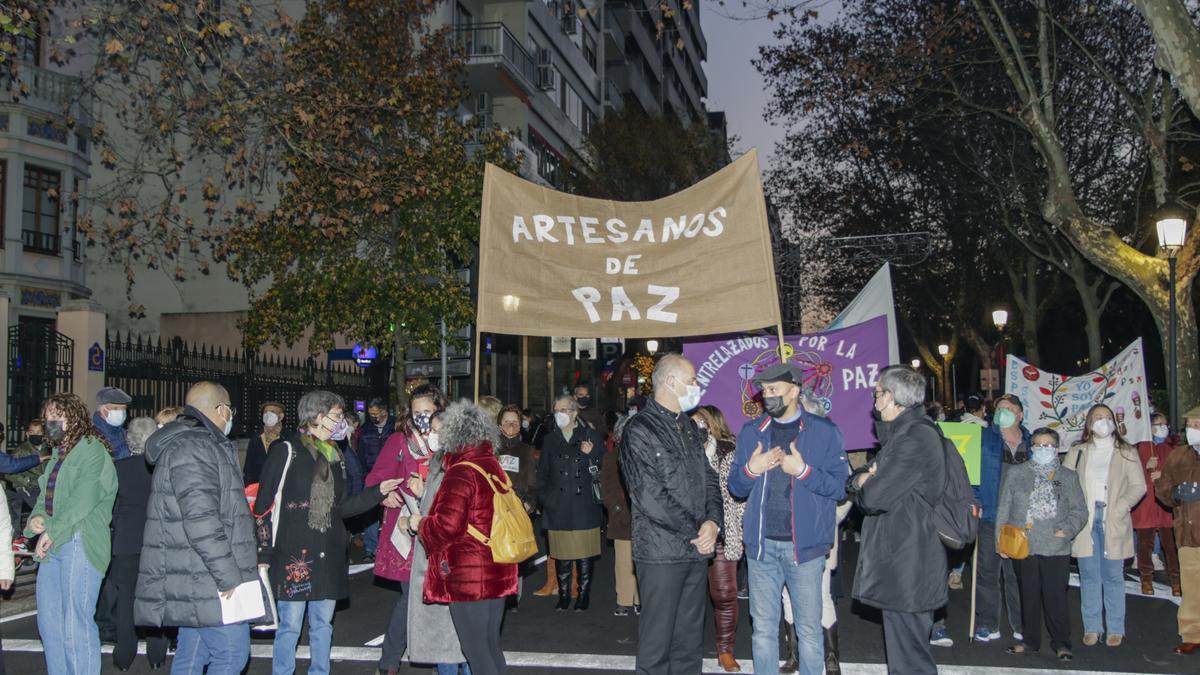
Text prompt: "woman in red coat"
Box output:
[[412, 401, 518, 675], [1134, 412, 1181, 595]]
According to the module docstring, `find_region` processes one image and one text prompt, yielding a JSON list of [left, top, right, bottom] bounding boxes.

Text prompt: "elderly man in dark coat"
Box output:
[[848, 365, 948, 675], [135, 382, 261, 675]]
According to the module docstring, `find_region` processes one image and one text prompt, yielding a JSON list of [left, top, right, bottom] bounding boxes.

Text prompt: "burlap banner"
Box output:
[[476, 150, 782, 338]]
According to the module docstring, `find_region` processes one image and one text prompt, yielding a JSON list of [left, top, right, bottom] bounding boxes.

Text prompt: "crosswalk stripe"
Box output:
[[0, 639, 1154, 674]]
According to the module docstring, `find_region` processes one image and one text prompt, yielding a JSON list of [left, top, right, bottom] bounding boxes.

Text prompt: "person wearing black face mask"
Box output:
[[498, 405, 537, 513], [5, 419, 50, 535], [727, 362, 849, 675], [574, 385, 608, 438]]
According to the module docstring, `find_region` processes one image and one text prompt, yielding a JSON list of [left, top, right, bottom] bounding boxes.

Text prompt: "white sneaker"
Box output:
[[1013, 632, 1024, 641], [1152, 553, 1165, 571]]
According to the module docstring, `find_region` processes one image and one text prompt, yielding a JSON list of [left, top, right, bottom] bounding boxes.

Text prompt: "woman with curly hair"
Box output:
[[25, 392, 119, 675]]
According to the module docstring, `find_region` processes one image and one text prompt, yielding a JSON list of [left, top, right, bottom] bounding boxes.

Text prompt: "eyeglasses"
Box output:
[[218, 403, 237, 417], [326, 411, 345, 422], [1032, 444, 1058, 451]]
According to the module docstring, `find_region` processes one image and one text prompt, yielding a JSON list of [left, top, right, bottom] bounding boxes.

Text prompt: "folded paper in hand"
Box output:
[[220, 575, 266, 625]]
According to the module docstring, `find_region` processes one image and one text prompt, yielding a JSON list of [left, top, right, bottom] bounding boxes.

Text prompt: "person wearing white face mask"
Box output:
[[93, 386, 134, 460], [620, 354, 723, 675], [536, 394, 606, 612], [1155, 405, 1200, 656], [1133, 412, 1181, 596], [243, 401, 286, 486], [1063, 404, 1146, 648]]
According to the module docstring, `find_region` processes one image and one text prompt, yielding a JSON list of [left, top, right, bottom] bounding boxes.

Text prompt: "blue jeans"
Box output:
[[36, 532, 103, 675], [273, 599, 336, 675], [748, 539, 825, 675], [172, 623, 251, 675], [1077, 504, 1126, 635], [437, 665, 472, 675], [365, 521, 380, 555]]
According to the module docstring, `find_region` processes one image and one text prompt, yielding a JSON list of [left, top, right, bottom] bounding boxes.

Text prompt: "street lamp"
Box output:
[[992, 310, 1008, 331], [990, 309, 1009, 400], [911, 359, 921, 369], [646, 339, 659, 355], [1157, 200, 1190, 430], [937, 344, 950, 405]]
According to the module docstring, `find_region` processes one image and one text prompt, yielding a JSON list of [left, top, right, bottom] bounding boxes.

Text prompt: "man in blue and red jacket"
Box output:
[[728, 362, 848, 675]]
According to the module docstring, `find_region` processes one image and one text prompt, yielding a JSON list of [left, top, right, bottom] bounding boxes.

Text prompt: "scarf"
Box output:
[[1027, 460, 1058, 523], [299, 432, 340, 532], [407, 431, 431, 460], [262, 424, 282, 447], [704, 435, 718, 470], [93, 412, 131, 460]]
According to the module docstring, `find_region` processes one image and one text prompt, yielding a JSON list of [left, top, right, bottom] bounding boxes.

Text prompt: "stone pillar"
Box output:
[[56, 299, 106, 409]]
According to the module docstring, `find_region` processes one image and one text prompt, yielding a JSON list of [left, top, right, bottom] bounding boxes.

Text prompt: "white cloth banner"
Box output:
[[1005, 339, 1151, 448]]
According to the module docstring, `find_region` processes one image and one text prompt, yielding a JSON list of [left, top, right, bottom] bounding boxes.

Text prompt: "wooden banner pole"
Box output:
[[776, 323, 787, 358], [473, 325, 483, 403]]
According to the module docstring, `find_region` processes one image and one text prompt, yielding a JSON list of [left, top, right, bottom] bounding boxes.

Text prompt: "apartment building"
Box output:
[[0, 31, 92, 330]]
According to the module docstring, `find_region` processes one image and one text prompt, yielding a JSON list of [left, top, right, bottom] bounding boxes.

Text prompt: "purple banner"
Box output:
[[682, 315, 890, 450]]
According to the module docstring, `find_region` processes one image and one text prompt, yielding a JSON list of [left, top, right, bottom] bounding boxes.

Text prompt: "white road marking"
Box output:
[[0, 609, 37, 624], [348, 562, 375, 575], [0, 640, 1156, 674], [365, 633, 385, 647]]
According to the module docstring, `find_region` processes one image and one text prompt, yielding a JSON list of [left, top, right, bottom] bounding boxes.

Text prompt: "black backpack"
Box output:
[[924, 424, 981, 550]]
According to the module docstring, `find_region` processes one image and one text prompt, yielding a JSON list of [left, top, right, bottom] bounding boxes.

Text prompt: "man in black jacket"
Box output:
[[136, 382, 259, 675], [620, 354, 722, 675], [849, 366, 948, 675]]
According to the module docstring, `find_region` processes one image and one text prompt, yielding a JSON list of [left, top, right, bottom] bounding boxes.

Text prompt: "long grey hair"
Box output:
[[439, 399, 501, 455]]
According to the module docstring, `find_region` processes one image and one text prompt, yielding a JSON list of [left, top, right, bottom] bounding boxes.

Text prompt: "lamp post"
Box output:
[[646, 339, 659, 355], [937, 344, 950, 405], [911, 359, 921, 369], [991, 310, 1009, 400], [1157, 201, 1189, 430]]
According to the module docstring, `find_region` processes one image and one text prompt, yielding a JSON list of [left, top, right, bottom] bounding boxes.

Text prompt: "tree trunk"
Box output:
[[1134, 0, 1200, 122], [391, 329, 407, 405]]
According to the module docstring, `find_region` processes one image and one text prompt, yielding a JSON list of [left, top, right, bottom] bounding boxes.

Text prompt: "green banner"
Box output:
[[938, 422, 982, 486]]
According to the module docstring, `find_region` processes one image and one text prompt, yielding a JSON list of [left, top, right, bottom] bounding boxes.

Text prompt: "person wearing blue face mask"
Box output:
[[974, 394, 1031, 643], [995, 428, 1088, 660]]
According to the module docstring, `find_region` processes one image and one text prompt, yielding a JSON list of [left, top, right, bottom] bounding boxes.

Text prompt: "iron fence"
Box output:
[[105, 333, 372, 438]]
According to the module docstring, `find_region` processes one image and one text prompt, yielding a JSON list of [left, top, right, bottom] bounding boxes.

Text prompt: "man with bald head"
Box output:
[[136, 382, 260, 674], [620, 354, 722, 675]]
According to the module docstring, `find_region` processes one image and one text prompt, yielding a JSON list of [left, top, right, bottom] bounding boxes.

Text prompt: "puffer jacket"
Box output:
[[420, 442, 518, 603], [619, 398, 722, 565], [135, 406, 260, 628], [849, 406, 948, 613]]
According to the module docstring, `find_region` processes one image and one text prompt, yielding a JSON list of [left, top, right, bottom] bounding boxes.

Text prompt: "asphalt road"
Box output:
[[0, 537, 1191, 674]]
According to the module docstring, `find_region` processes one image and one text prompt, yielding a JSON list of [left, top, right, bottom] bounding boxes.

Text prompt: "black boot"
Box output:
[[554, 559, 573, 611], [824, 622, 841, 674], [780, 620, 798, 674], [574, 558, 594, 611]]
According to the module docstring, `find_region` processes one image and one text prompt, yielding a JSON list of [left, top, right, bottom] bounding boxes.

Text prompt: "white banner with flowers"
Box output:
[[1004, 339, 1151, 449]]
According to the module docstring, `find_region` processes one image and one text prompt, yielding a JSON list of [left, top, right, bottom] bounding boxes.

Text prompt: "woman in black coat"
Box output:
[[536, 395, 606, 611], [253, 390, 402, 675]]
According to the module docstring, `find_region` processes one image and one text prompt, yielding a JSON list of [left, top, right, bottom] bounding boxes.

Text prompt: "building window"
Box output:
[[529, 131, 562, 187], [583, 31, 597, 71], [454, 2, 472, 28], [71, 177, 82, 262], [22, 165, 60, 255]]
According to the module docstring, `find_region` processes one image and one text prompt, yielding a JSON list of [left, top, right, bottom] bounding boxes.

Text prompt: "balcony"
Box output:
[[456, 23, 539, 97], [604, 79, 623, 113], [22, 230, 60, 256], [1, 61, 92, 126]]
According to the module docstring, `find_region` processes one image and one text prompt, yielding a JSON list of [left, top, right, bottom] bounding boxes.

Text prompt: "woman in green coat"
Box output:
[[25, 392, 119, 675]]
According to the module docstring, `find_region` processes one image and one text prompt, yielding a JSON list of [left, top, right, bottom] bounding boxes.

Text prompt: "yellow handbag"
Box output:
[[997, 523, 1030, 560]]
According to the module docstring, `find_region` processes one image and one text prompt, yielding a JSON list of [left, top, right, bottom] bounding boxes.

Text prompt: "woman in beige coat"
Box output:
[[1063, 404, 1146, 647]]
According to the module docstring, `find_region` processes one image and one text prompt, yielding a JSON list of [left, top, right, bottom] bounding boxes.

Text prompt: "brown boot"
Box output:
[[1141, 576, 1155, 595], [533, 559, 558, 596]]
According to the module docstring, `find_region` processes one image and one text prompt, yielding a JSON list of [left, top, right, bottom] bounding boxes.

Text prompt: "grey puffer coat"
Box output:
[[135, 406, 261, 628], [407, 454, 467, 665]]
